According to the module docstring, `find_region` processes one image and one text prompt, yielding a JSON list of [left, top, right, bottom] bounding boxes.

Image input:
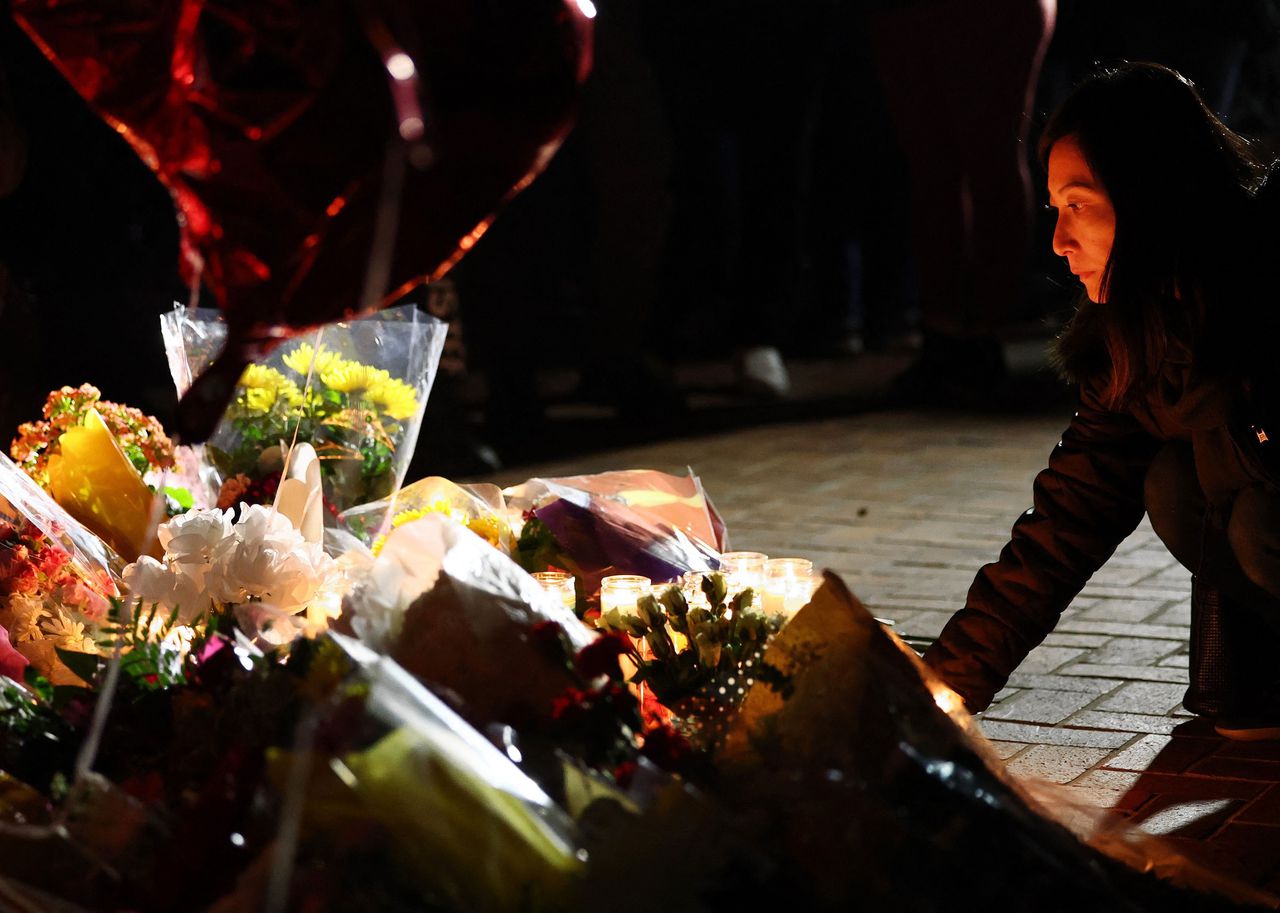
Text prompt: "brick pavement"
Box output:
[[481, 408, 1280, 903]]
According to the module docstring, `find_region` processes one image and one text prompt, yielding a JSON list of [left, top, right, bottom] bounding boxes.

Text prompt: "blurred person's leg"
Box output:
[[870, 2, 972, 372], [871, 0, 1055, 403], [643, 1, 738, 352], [574, 0, 685, 418], [804, 0, 917, 355], [731, 0, 835, 396], [955, 0, 1055, 337]]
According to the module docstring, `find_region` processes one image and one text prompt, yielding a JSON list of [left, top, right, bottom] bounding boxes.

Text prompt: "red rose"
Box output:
[[574, 632, 631, 680], [529, 620, 569, 665], [613, 760, 637, 788], [641, 723, 693, 769], [37, 546, 69, 578]]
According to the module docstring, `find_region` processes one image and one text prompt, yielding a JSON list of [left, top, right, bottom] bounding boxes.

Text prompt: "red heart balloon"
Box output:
[[12, 0, 593, 440]]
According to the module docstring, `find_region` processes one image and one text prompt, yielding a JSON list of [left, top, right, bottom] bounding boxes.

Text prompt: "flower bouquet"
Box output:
[[597, 573, 784, 746], [339, 474, 514, 555], [161, 304, 447, 519], [10, 385, 179, 561], [504, 469, 726, 615], [0, 450, 121, 686], [0, 371, 1268, 911]]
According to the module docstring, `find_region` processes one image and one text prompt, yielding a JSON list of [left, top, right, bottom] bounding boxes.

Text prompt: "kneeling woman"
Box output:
[[924, 62, 1280, 737]]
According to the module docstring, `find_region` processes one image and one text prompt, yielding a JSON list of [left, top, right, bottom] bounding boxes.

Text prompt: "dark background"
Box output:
[[1, 0, 1278, 471]]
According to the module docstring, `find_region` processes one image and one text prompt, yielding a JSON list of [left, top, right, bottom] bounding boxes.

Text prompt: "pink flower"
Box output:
[[36, 546, 69, 579], [0, 624, 28, 681], [60, 579, 111, 622]]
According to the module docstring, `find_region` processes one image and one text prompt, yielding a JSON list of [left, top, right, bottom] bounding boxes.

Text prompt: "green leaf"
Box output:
[[163, 486, 195, 510], [55, 648, 101, 685], [23, 668, 52, 703]]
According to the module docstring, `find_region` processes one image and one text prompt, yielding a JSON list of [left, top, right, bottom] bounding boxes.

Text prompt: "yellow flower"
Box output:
[[366, 376, 419, 420], [238, 365, 303, 412], [466, 514, 504, 549], [393, 502, 464, 528], [282, 342, 345, 378], [244, 388, 277, 413], [320, 362, 390, 394], [370, 501, 500, 556]]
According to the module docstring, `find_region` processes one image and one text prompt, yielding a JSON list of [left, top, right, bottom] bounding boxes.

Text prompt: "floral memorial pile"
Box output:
[[2, 1, 1274, 908], [0, 311, 1270, 913]]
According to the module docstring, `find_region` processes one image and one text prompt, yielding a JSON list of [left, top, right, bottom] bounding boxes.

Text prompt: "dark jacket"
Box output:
[[922, 343, 1276, 712]]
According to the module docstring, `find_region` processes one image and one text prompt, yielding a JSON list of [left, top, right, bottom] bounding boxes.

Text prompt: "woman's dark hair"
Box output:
[[1039, 62, 1271, 408]]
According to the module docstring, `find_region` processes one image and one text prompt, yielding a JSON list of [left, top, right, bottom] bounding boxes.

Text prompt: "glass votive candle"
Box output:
[[719, 551, 768, 601], [678, 571, 706, 606], [600, 574, 652, 615], [532, 571, 576, 611], [763, 558, 816, 615]]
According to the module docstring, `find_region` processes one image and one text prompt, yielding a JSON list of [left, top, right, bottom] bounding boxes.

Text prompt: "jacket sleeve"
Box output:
[[922, 381, 1164, 712]]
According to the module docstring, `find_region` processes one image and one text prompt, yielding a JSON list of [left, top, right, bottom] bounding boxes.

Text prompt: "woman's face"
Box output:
[[1048, 135, 1116, 303]]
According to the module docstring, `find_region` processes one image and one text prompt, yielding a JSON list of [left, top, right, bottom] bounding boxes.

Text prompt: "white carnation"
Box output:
[[206, 504, 335, 615], [122, 555, 211, 623], [158, 507, 232, 561], [125, 503, 340, 644]]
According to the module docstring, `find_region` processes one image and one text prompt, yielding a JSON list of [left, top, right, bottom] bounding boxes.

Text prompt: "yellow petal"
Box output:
[[47, 409, 162, 562]]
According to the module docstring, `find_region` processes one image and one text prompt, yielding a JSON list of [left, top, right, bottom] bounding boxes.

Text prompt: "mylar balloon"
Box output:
[[12, 0, 593, 440]]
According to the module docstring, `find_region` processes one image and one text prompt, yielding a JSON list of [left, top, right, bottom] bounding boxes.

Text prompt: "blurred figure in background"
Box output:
[[803, 0, 917, 358], [644, 0, 836, 399], [870, 0, 1056, 406]]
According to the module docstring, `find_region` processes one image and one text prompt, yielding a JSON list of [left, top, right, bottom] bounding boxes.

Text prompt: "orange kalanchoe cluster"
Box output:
[[11, 384, 175, 489]]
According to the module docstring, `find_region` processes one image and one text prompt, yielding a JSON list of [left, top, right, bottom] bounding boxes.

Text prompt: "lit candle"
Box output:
[[600, 574, 652, 615], [763, 558, 816, 616], [532, 570, 576, 611], [679, 571, 711, 610], [602, 575, 654, 691], [719, 551, 767, 604]]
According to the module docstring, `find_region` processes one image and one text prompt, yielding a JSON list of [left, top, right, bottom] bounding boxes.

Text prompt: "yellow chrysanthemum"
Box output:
[[366, 376, 419, 420], [369, 501, 502, 555], [244, 387, 278, 413], [466, 514, 504, 549], [320, 362, 390, 394], [393, 502, 465, 527], [238, 365, 302, 412], [282, 342, 346, 378]]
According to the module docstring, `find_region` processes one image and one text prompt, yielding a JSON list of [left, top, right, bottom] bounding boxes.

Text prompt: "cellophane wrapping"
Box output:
[[339, 475, 513, 553], [160, 304, 446, 518], [503, 469, 726, 594]]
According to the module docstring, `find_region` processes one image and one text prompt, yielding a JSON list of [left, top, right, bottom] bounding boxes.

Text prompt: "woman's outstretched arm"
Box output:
[[923, 380, 1163, 711]]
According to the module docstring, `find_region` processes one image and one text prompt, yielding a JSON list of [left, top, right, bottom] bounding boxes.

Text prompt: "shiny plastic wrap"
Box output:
[[342, 513, 595, 726], [255, 633, 584, 913], [12, 0, 593, 442], [0, 630, 584, 913], [504, 469, 726, 592], [697, 571, 1276, 912], [338, 474, 512, 552], [161, 304, 446, 516], [0, 452, 122, 586]]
